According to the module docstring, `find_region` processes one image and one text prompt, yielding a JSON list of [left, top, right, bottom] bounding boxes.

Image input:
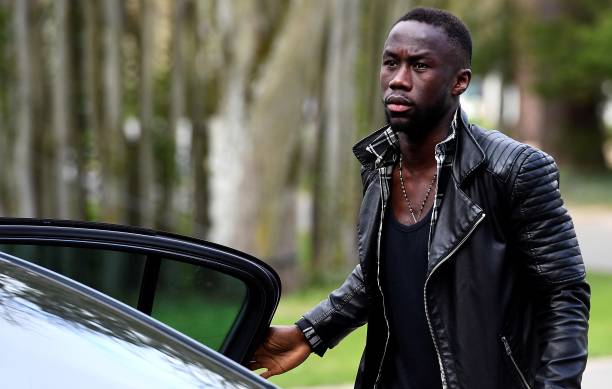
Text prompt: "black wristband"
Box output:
[[295, 317, 327, 357]]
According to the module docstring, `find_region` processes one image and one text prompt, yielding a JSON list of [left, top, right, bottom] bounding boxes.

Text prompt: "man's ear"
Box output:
[[452, 68, 471, 96]]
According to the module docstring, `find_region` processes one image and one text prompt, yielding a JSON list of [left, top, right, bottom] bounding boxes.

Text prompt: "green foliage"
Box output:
[[427, 0, 612, 100], [409, 0, 516, 77], [530, 4, 612, 99], [457, 0, 516, 78]]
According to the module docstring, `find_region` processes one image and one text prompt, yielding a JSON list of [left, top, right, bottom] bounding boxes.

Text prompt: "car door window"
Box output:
[[152, 260, 246, 350], [0, 244, 147, 307], [0, 221, 277, 365], [0, 243, 249, 351]]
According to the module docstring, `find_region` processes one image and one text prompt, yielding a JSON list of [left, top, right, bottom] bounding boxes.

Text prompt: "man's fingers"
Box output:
[[248, 361, 277, 379], [247, 357, 282, 375], [260, 369, 276, 379], [247, 361, 262, 370], [247, 325, 311, 379]]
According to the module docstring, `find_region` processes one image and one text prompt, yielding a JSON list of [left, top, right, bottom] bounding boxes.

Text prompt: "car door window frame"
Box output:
[[0, 218, 281, 363]]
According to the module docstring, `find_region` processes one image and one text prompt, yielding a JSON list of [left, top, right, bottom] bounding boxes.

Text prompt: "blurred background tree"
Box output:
[[0, 0, 611, 288], [3, 2, 612, 387]]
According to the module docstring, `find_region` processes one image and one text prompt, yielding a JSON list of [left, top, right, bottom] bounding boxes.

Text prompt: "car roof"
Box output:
[[0, 251, 276, 389]]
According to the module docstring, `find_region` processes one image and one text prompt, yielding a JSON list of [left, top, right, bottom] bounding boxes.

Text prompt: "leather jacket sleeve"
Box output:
[[510, 149, 590, 389], [297, 263, 370, 356], [296, 166, 376, 356]]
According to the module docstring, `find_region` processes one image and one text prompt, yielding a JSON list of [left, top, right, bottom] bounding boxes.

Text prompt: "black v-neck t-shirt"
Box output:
[[380, 206, 442, 389]]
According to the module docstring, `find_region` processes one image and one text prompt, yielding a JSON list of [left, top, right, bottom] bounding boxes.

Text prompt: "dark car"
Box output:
[[0, 218, 281, 388]]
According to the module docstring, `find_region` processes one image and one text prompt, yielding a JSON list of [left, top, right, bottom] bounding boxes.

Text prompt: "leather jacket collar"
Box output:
[[352, 109, 486, 186]]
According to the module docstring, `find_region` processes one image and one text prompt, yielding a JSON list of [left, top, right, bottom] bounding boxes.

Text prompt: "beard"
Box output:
[[383, 96, 449, 142]]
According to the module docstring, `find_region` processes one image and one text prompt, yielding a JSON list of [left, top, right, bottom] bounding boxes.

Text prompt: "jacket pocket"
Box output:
[[500, 336, 532, 389]]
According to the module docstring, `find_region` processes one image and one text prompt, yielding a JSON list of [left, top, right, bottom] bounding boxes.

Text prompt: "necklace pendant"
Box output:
[[409, 212, 418, 224]]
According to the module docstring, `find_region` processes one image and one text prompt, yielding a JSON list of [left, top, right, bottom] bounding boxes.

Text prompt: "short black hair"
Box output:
[[394, 7, 472, 68]]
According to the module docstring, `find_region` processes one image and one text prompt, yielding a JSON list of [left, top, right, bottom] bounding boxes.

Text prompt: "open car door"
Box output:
[[0, 218, 281, 364]]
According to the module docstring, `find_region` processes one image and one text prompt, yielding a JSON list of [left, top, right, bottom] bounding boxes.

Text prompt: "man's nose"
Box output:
[[389, 66, 412, 90]]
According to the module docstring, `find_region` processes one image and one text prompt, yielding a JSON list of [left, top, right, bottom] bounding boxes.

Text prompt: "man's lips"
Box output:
[[385, 95, 414, 113], [387, 104, 412, 113]]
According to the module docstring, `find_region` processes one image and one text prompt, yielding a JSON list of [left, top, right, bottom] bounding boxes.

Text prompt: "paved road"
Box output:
[[582, 357, 612, 389], [569, 205, 612, 273]]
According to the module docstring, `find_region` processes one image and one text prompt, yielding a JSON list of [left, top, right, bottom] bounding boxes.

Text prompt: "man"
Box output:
[[249, 7, 590, 389]]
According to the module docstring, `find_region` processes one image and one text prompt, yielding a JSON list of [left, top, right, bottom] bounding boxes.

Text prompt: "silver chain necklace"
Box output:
[[398, 153, 437, 223]]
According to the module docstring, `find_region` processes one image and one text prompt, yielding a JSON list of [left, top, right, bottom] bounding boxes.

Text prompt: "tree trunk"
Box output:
[[137, 0, 156, 228], [215, 0, 326, 256], [30, 1, 52, 219], [13, 0, 35, 217], [189, 0, 211, 238], [123, 5, 140, 228], [67, 2, 90, 221], [512, 0, 606, 169], [0, 2, 12, 215], [0, 77, 5, 214], [51, 0, 73, 219], [101, 0, 124, 223], [310, 0, 361, 279], [205, 0, 410, 283], [556, 96, 606, 168], [309, 0, 407, 278], [356, 0, 400, 138], [83, 0, 105, 220], [157, 0, 188, 231], [513, 57, 549, 148], [206, 0, 252, 249]]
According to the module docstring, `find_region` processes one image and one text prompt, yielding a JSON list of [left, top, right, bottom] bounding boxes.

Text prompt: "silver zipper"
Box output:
[[424, 212, 486, 389], [373, 173, 391, 388], [501, 336, 532, 389]]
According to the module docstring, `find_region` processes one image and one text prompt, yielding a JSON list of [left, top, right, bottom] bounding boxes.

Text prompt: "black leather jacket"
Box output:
[[298, 111, 590, 389]]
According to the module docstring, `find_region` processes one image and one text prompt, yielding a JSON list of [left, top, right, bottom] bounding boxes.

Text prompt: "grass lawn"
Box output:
[[587, 272, 612, 356], [268, 272, 612, 388], [269, 285, 366, 388], [560, 168, 612, 207]]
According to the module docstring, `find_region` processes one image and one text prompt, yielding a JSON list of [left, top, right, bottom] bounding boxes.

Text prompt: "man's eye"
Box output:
[[383, 59, 398, 68], [413, 63, 428, 71]]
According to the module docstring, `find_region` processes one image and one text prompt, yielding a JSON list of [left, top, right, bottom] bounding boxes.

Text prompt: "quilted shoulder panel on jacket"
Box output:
[[510, 148, 585, 284], [470, 126, 530, 182]]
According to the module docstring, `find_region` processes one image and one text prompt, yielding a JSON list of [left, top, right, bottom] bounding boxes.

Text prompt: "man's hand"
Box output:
[[248, 325, 312, 379]]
